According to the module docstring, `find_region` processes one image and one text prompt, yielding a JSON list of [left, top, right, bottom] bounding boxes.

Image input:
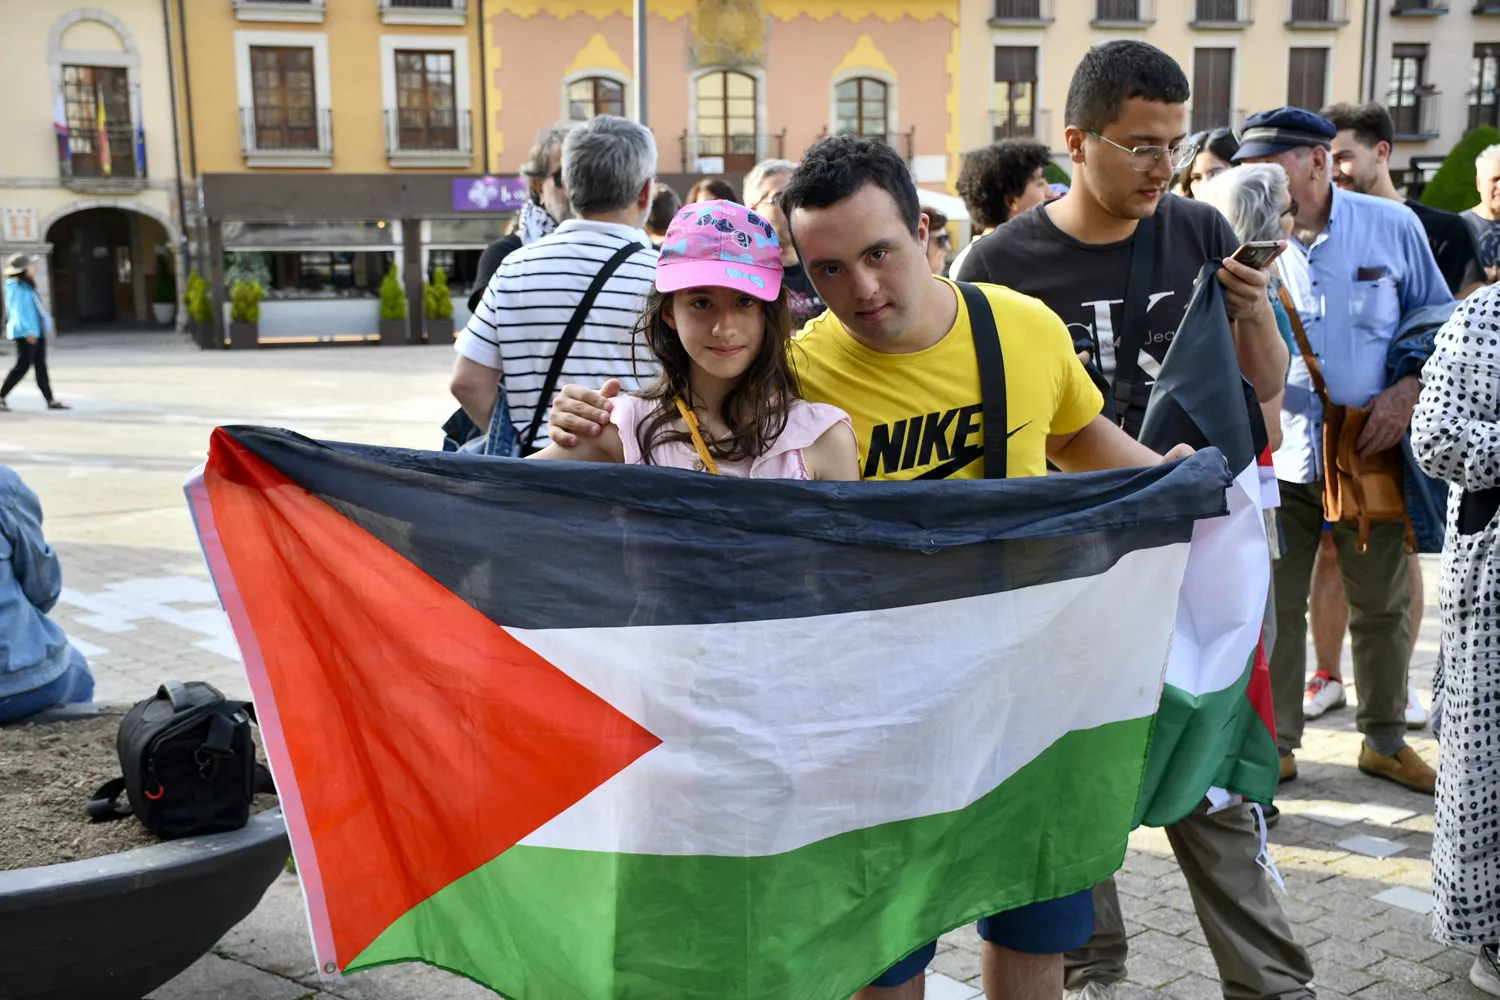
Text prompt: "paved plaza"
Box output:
[[8, 336, 1466, 999]]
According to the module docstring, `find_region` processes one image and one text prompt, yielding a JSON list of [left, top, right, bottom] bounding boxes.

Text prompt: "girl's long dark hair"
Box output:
[[632, 287, 798, 465]]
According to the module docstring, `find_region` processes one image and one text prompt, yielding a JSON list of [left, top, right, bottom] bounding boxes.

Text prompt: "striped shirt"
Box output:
[[455, 219, 659, 447]]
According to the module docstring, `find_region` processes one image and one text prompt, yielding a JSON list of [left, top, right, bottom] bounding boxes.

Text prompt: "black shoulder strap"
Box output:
[[1110, 213, 1157, 425], [87, 777, 130, 822], [957, 282, 1008, 480], [521, 241, 641, 451]]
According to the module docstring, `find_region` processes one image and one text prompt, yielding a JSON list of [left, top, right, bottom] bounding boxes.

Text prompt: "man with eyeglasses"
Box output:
[[958, 41, 1308, 1000], [743, 158, 827, 329], [1234, 107, 1451, 802]]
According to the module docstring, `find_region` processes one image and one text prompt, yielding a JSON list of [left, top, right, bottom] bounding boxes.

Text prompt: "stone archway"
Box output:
[[43, 201, 177, 330]]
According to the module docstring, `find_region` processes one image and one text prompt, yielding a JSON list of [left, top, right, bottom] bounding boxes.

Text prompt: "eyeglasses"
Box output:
[[1087, 131, 1199, 172], [753, 193, 783, 209], [550, 169, 564, 188], [1282, 199, 1299, 218], [933, 232, 952, 249]]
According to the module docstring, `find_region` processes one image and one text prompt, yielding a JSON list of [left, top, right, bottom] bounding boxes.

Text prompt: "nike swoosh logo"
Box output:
[[912, 421, 1033, 480]]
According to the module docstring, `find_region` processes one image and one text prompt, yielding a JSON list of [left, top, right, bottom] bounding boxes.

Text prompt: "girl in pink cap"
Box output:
[[532, 200, 857, 480]]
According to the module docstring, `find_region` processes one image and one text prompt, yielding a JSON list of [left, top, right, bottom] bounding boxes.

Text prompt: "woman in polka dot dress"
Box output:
[[1413, 284, 1500, 995]]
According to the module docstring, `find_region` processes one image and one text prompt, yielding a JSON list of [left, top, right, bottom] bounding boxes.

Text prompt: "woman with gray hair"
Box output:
[[1197, 162, 1297, 451]]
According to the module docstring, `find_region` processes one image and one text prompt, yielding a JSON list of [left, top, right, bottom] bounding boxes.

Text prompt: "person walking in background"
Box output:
[[0, 464, 92, 723], [742, 159, 826, 329], [450, 115, 658, 452], [921, 204, 950, 274], [645, 183, 682, 248], [1177, 128, 1239, 199], [467, 123, 577, 314], [1237, 106, 1451, 795], [950, 139, 1053, 278], [1465, 145, 1500, 283], [1, 254, 67, 412], [1411, 283, 1500, 996], [685, 177, 737, 206]]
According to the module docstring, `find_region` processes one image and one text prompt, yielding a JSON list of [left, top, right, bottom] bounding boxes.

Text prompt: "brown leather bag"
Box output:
[[1277, 286, 1412, 554]]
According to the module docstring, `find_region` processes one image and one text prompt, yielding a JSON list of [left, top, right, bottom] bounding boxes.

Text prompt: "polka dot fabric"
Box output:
[[1412, 283, 1500, 947]]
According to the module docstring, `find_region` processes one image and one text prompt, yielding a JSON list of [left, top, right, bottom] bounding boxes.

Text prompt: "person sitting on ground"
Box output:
[[645, 183, 683, 248], [532, 198, 858, 481], [0, 465, 92, 723], [950, 139, 1053, 278], [921, 205, 950, 275], [685, 177, 737, 205]]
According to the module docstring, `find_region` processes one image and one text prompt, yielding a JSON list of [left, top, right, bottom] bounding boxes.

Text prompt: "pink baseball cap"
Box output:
[[656, 199, 783, 302]]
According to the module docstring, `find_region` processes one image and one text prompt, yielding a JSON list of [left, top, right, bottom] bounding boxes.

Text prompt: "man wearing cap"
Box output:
[[1237, 107, 1450, 795]]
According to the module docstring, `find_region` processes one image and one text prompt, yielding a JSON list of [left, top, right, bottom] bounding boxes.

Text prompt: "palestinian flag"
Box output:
[[1134, 261, 1280, 827], [186, 428, 1235, 1000]]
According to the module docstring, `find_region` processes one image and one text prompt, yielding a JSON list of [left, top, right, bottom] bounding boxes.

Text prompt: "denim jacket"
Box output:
[[3, 277, 51, 340], [0, 467, 72, 698]]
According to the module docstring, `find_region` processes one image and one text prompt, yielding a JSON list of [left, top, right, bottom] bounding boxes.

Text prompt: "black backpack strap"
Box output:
[[254, 763, 276, 795], [957, 282, 1009, 480], [1110, 212, 1157, 426], [87, 777, 131, 822], [520, 241, 641, 451], [160, 680, 191, 711]]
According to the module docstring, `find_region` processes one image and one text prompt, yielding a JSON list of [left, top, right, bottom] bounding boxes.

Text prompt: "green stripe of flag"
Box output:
[[350, 717, 1152, 1000]]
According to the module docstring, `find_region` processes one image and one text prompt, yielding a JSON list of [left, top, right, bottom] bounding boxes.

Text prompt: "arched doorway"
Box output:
[[45, 207, 171, 330]]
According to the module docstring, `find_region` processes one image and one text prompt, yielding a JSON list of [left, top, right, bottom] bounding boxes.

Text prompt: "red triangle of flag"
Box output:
[[204, 430, 661, 966]]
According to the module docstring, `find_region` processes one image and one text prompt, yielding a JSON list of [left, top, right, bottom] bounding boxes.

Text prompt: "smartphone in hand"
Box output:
[[1229, 241, 1286, 270]]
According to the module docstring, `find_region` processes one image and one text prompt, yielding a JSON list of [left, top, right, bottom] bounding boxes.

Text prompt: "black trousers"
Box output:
[[1, 338, 53, 402]]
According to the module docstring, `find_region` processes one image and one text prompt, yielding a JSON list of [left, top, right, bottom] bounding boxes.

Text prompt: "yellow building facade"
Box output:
[[0, 3, 184, 330]]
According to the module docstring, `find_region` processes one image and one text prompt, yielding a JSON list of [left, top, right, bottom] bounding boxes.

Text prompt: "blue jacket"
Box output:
[[0, 467, 74, 698], [3, 277, 51, 339]]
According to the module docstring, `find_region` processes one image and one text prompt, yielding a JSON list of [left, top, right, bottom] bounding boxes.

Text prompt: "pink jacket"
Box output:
[[610, 394, 851, 480]]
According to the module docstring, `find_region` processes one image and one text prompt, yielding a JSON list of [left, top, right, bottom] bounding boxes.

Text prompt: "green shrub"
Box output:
[[1044, 162, 1071, 187], [425, 267, 453, 319], [154, 260, 176, 304], [230, 279, 264, 324], [380, 268, 407, 321], [1420, 126, 1500, 212], [184, 269, 212, 323]]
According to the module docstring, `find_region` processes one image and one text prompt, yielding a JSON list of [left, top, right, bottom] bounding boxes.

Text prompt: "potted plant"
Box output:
[[424, 267, 454, 344], [183, 269, 213, 347], [152, 261, 176, 326], [229, 279, 264, 351], [379, 268, 408, 345]]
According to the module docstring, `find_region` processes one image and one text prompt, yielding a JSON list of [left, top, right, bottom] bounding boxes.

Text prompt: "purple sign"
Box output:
[[452, 176, 528, 212]]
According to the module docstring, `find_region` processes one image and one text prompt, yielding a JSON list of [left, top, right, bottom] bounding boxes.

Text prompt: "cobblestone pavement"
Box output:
[[10, 340, 1465, 999]]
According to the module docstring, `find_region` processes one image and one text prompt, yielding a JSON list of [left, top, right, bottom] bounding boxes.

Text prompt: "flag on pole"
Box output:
[[53, 94, 70, 169], [95, 85, 111, 177], [1134, 260, 1280, 827], [187, 428, 1236, 1000]]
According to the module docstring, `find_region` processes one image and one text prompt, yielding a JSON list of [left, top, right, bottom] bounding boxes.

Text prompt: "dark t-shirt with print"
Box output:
[[1407, 199, 1482, 296], [955, 192, 1237, 437], [783, 262, 827, 331]]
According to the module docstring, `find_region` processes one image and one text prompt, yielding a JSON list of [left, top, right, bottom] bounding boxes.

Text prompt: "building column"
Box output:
[[207, 219, 225, 349], [403, 217, 422, 344], [129, 213, 148, 324]]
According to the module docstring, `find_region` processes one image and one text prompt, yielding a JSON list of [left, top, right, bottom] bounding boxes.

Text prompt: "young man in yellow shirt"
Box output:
[[544, 135, 1188, 1000]]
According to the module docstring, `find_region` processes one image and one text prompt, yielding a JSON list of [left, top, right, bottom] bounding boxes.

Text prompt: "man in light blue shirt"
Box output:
[[1238, 107, 1449, 796]]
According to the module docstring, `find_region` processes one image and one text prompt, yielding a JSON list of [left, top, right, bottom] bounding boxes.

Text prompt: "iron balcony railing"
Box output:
[[1094, 0, 1156, 23], [1392, 0, 1449, 11], [992, 0, 1054, 20], [1193, 0, 1255, 23], [1286, 0, 1349, 23], [678, 131, 786, 171], [379, 0, 467, 10], [1388, 89, 1442, 140], [240, 106, 332, 156], [233, 0, 326, 10], [385, 107, 472, 155], [815, 127, 917, 162], [991, 109, 1051, 143], [57, 124, 145, 183]]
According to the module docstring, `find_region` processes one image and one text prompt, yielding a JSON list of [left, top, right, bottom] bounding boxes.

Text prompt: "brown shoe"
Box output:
[[1358, 744, 1437, 794], [1279, 752, 1297, 783]]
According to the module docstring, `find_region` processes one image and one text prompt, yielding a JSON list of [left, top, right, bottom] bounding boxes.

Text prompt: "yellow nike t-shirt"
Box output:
[[792, 277, 1101, 481]]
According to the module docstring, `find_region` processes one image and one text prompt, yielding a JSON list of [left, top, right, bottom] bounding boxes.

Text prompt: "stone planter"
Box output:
[[379, 318, 408, 345], [152, 302, 175, 326], [425, 317, 454, 343], [229, 322, 258, 351], [0, 711, 290, 1000]]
